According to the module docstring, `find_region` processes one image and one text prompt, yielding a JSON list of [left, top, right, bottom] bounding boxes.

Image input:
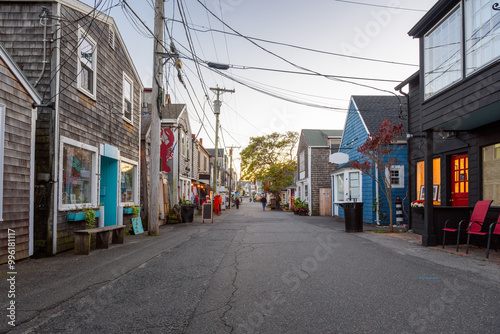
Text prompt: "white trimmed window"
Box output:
[[0, 103, 5, 221], [120, 158, 138, 205], [123, 73, 133, 123], [77, 28, 97, 99], [299, 151, 305, 172], [59, 137, 98, 210], [386, 165, 405, 189]]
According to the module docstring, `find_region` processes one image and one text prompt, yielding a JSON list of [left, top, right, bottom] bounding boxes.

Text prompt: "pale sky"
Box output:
[[82, 0, 437, 172]]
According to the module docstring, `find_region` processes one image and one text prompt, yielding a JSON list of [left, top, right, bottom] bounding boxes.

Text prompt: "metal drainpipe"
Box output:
[[398, 87, 411, 229]]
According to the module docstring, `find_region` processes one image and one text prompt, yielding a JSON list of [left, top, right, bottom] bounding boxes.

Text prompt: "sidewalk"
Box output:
[[327, 215, 500, 265]]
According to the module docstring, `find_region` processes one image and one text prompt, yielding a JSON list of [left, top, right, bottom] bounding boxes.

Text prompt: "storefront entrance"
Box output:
[[100, 155, 118, 226], [451, 154, 468, 207]]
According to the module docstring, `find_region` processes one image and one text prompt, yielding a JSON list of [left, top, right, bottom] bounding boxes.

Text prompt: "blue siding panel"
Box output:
[[336, 100, 408, 225]]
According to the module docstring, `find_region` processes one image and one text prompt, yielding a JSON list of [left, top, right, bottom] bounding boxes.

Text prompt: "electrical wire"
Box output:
[[166, 18, 418, 67], [332, 0, 427, 12]]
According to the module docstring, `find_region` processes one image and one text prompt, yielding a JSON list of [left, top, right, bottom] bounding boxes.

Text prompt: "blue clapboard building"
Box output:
[[332, 96, 408, 225]]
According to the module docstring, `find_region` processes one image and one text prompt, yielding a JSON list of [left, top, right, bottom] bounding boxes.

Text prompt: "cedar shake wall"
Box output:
[[0, 3, 56, 254], [310, 147, 337, 215], [0, 58, 35, 263], [54, 6, 142, 253], [1, 2, 142, 254]]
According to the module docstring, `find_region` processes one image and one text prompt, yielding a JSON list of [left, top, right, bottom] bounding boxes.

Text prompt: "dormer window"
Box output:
[[424, 4, 462, 99]]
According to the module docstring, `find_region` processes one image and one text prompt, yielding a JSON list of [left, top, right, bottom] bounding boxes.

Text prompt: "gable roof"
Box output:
[[206, 148, 225, 157], [301, 129, 343, 147], [58, 0, 143, 87], [161, 104, 186, 120], [351, 95, 408, 134], [0, 44, 41, 104]]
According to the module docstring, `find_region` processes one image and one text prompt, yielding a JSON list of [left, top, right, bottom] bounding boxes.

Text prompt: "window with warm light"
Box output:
[[416, 158, 441, 204], [483, 143, 500, 205], [120, 160, 137, 204]]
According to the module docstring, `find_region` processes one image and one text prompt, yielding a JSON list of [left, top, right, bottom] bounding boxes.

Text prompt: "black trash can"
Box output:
[[340, 202, 364, 232], [181, 205, 195, 223]]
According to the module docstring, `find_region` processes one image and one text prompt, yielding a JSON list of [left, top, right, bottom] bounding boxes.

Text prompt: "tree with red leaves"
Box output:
[[351, 118, 404, 232]]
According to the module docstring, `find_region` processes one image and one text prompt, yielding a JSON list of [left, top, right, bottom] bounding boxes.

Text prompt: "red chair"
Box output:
[[465, 200, 494, 254], [443, 200, 492, 252], [485, 214, 500, 259]]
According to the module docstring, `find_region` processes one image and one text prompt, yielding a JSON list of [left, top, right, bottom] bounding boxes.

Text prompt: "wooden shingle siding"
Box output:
[[0, 57, 34, 263], [310, 147, 337, 215], [0, 3, 54, 94], [57, 5, 140, 162]]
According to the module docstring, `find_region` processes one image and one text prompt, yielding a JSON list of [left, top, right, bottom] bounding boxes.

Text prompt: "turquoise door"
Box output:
[[100, 156, 118, 226]]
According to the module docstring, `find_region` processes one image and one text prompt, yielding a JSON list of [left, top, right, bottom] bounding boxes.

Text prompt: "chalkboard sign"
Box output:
[[131, 217, 144, 234], [202, 203, 212, 223]]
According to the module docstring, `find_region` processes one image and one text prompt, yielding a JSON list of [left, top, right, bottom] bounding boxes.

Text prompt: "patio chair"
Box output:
[[464, 200, 494, 254], [485, 214, 500, 259], [442, 200, 492, 252]]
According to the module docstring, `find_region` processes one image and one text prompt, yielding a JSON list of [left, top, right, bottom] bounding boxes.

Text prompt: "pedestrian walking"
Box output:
[[261, 196, 267, 211], [235, 197, 240, 209]]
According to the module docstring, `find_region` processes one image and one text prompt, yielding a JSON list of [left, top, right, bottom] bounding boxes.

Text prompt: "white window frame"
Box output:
[[122, 72, 133, 124], [299, 150, 305, 172], [333, 169, 362, 203], [0, 103, 5, 221], [59, 136, 98, 211], [77, 27, 97, 99], [386, 165, 405, 189], [119, 157, 139, 206]]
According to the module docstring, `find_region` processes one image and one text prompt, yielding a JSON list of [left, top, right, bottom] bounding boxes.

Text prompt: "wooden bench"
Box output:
[[74, 225, 126, 255]]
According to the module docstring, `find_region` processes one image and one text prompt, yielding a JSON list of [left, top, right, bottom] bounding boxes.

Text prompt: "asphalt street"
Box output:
[[1, 199, 500, 333]]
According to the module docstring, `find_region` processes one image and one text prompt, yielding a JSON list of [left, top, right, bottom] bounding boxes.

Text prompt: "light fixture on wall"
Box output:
[[437, 129, 456, 140]]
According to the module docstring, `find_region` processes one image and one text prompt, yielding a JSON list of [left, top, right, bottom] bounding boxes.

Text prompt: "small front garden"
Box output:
[[291, 198, 309, 216]]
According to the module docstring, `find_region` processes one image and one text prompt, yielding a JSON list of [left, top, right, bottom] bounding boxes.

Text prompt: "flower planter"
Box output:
[[67, 210, 100, 221], [67, 212, 85, 221], [123, 207, 141, 215], [411, 207, 424, 218]]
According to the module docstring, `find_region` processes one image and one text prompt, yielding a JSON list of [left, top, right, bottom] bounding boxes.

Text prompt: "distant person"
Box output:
[[261, 196, 267, 211], [236, 197, 240, 209]]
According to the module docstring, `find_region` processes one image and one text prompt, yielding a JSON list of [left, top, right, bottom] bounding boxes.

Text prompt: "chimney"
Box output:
[[199, 138, 203, 146]]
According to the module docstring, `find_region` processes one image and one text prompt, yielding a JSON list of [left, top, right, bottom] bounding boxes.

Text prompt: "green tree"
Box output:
[[241, 132, 298, 200]]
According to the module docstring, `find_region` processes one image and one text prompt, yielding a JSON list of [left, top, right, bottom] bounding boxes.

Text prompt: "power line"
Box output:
[[332, 0, 427, 12], [167, 18, 418, 67], [194, 0, 403, 100]]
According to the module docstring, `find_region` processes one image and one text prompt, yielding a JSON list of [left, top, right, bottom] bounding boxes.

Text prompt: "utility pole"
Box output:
[[226, 146, 240, 209], [149, 0, 163, 235], [210, 87, 234, 222]]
